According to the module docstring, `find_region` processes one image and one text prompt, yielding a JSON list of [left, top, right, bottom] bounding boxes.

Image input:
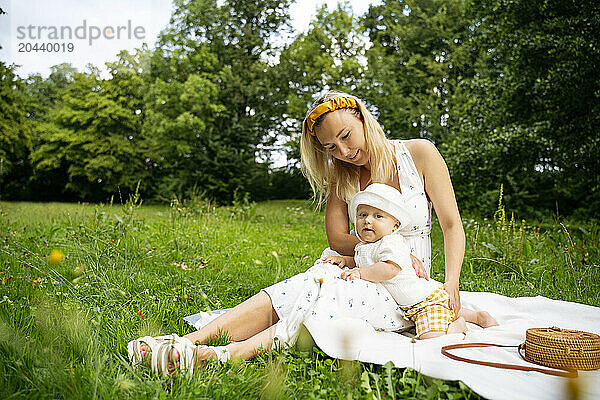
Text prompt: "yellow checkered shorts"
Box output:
[[401, 286, 454, 337]]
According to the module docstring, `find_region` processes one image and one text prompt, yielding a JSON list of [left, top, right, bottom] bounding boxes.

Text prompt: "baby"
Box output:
[[324, 183, 496, 339]]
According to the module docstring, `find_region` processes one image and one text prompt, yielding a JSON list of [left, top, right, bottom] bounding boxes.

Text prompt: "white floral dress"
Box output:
[[263, 140, 433, 345]]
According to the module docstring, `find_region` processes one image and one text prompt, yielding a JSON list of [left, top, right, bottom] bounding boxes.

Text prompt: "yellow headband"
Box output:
[[305, 97, 359, 135]]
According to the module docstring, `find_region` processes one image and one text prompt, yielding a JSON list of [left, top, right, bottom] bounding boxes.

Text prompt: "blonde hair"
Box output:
[[300, 91, 396, 205]]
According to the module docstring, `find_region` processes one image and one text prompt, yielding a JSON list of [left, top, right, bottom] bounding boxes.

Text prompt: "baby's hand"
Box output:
[[341, 269, 361, 281], [322, 256, 346, 268]]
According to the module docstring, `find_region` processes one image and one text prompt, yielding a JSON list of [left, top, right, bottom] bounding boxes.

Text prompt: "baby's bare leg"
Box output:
[[458, 308, 498, 328], [418, 331, 445, 339], [419, 316, 466, 339], [446, 316, 467, 334]]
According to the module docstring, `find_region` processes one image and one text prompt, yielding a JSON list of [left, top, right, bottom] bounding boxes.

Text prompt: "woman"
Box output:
[[129, 91, 495, 375]]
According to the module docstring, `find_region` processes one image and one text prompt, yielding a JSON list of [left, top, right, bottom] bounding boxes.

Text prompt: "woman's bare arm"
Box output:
[[408, 139, 465, 314], [325, 188, 359, 256]]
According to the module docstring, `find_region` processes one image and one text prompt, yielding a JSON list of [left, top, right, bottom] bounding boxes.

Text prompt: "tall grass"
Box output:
[[0, 194, 597, 399], [453, 186, 598, 305]]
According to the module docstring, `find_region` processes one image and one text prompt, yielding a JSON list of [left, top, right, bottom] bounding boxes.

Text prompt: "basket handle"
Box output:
[[441, 342, 578, 378]]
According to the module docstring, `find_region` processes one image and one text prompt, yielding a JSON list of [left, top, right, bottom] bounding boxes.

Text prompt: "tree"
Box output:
[[23, 64, 78, 200], [0, 61, 31, 199], [363, 0, 470, 143], [144, 0, 293, 203], [30, 58, 147, 201], [275, 2, 367, 165], [446, 0, 600, 216], [24, 63, 78, 122]]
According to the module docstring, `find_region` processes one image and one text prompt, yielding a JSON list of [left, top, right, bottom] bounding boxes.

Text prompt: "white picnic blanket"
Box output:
[[185, 291, 600, 400], [303, 291, 600, 400]]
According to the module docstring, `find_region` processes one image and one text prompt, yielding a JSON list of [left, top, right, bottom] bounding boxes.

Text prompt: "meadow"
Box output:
[[0, 194, 598, 399]]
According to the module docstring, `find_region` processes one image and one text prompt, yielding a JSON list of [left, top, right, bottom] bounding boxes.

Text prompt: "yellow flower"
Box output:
[[49, 249, 65, 265]]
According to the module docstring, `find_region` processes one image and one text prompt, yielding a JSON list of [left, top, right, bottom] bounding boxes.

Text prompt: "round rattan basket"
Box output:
[[521, 327, 600, 371]]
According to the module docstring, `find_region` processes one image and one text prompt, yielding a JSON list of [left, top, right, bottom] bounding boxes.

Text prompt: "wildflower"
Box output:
[[138, 310, 144, 320], [1, 275, 14, 285], [49, 249, 65, 265], [73, 264, 86, 276], [198, 232, 202, 238], [32, 277, 47, 287], [52, 280, 60, 285], [180, 263, 191, 271], [1, 295, 13, 305]]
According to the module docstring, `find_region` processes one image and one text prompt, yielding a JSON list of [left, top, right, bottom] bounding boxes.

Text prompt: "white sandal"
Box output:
[[127, 335, 161, 368], [197, 344, 231, 363], [128, 334, 231, 377], [154, 337, 230, 376], [159, 335, 197, 377], [128, 334, 196, 376]]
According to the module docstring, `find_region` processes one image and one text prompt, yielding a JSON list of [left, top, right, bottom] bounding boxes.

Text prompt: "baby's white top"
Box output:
[[354, 230, 442, 307]]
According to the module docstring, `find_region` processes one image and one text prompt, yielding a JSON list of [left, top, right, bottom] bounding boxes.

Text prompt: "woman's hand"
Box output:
[[322, 255, 347, 268], [341, 269, 361, 281], [444, 280, 461, 318], [410, 254, 428, 280]]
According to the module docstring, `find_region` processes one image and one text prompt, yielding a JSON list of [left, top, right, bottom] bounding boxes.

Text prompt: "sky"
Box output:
[[0, 0, 381, 79]]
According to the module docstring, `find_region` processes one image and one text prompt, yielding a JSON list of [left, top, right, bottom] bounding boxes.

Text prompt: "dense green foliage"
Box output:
[[444, 0, 600, 217], [0, 61, 31, 199], [363, 0, 469, 143], [0, 199, 597, 398], [1, 0, 598, 216]]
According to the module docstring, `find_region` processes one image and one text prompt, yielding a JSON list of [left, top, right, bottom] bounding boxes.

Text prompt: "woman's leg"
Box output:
[[139, 291, 278, 359], [223, 324, 277, 360], [169, 325, 277, 371], [184, 291, 279, 344]]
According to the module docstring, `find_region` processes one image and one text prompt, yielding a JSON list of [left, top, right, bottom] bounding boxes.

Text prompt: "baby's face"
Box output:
[[355, 204, 400, 243]]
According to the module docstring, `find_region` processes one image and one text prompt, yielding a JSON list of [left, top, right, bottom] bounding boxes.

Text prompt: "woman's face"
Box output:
[[314, 110, 369, 167]]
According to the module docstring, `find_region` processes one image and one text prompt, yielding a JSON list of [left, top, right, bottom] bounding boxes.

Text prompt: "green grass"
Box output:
[[0, 196, 598, 399]]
